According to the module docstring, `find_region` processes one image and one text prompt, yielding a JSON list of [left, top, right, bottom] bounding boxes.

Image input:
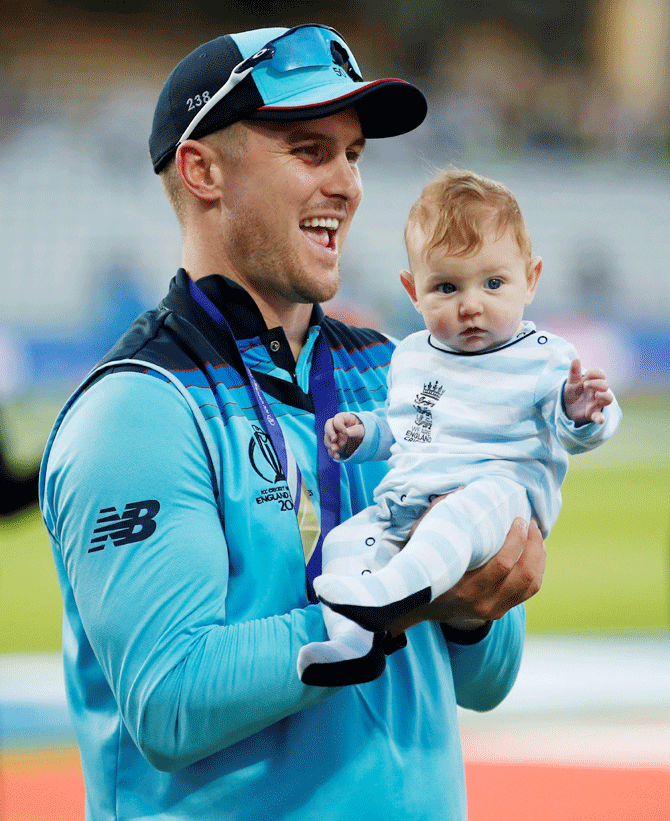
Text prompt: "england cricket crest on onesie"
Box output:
[[404, 381, 445, 443]]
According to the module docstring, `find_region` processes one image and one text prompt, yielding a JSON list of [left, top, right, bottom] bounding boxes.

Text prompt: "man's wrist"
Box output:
[[440, 619, 493, 645]]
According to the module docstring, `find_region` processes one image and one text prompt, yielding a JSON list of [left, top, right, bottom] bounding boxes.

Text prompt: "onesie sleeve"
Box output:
[[341, 360, 395, 463], [535, 343, 622, 455], [342, 404, 394, 463], [42, 373, 335, 772], [554, 393, 622, 454]]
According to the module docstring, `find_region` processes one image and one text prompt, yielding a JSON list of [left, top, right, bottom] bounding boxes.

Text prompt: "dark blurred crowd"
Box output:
[[0, 413, 39, 516], [414, 20, 669, 161]]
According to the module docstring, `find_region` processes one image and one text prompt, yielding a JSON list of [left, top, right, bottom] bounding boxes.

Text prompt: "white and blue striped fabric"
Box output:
[[315, 321, 622, 613], [350, 321, 621, 541]]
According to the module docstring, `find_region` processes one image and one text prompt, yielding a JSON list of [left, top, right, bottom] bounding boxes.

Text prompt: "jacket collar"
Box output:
[[162, 269, 325, 371]]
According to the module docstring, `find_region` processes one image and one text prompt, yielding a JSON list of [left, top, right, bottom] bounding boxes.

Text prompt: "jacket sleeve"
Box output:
[[42, 372, 336, 772], [445, 605, 526, 712]]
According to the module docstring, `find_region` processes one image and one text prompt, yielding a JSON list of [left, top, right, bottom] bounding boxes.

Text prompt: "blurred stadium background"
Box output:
[[1, 0, 668, 819]]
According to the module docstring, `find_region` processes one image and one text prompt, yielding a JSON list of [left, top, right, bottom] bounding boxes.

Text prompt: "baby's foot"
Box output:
[[313, 561, 432, 632], [297, 630, 387, 686]]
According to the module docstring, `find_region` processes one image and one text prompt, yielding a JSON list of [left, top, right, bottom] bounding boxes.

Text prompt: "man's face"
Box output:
[[213, 109, 365, 312]]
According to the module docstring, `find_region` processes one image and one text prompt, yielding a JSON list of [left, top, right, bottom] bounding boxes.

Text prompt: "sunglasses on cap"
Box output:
[[177, 24, 364, 147]]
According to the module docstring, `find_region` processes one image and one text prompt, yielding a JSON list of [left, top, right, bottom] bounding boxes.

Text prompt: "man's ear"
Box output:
[[175, 140, 223, 204], [525, 256, 542, 305], [400, 270, 420, 310]]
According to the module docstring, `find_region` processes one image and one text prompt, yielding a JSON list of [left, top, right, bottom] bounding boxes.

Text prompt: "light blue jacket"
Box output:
[[40, 272, 526, 820]]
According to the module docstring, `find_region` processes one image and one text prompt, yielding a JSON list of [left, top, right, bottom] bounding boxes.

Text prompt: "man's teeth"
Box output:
[[300, 218, 340, 230]]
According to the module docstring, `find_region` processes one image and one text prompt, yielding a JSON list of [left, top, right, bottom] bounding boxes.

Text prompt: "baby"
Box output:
[[298, 168, 621, 687]]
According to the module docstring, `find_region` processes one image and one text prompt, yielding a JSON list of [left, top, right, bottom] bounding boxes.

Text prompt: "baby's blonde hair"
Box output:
[[405, 168, 532, 263]]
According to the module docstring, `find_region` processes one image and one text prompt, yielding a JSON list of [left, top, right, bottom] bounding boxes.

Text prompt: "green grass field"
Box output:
[[1, 394, 668, 652], [525, 463, 668, 632]]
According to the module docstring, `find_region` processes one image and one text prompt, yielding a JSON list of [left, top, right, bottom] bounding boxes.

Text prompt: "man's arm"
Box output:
[[389, 518, 545, 710], [389, 518, 545, 635], [42, 373, 337, 772]]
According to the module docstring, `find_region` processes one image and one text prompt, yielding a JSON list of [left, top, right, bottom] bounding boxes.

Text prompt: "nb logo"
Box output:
[[89, 500, 160, 552]]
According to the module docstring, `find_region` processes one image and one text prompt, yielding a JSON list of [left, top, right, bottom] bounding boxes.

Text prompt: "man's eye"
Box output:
[[294, 145, 322, 161], [487, 278, 502, 290], [437, 283, 456, 294]]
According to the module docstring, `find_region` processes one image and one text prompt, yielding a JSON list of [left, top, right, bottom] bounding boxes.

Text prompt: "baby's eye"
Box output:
[[486, 278, 502, 290], [437, 283, 456, 294]]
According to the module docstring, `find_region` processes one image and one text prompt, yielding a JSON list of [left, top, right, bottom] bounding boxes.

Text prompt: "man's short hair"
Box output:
[[158, 121, 248, 224]]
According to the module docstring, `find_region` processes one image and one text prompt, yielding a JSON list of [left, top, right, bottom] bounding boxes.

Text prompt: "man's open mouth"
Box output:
[[300, 217, 340, 250]]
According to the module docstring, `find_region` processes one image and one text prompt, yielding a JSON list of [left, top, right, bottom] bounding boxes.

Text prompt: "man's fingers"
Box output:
[[481, 519, 545, 618], [494, 517, 528, 565], [457, 517, 529, 605], [507, 519, 545, 598]]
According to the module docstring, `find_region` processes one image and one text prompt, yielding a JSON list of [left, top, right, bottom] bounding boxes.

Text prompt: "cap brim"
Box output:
[[249, 78, 427, 138]]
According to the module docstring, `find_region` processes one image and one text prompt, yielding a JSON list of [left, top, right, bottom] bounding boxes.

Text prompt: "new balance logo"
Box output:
[[89, 500, 160, 552]]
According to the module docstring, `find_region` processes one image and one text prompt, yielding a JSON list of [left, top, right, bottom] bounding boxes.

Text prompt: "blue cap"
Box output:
[[149, 25, 427, 173]]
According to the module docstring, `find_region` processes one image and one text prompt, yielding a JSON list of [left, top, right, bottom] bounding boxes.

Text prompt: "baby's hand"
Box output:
[[324, 412, 365, 460], [563, 359, 614, 425]]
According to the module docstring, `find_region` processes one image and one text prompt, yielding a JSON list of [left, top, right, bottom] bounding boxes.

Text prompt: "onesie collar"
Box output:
[[428, 321, 537, 357]]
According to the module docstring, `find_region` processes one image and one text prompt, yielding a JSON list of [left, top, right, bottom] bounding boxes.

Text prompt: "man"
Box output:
[[40, 25, 545, 820]]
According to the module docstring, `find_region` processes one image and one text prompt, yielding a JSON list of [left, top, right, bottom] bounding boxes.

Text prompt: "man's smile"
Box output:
[[299, 217, 341, 252]]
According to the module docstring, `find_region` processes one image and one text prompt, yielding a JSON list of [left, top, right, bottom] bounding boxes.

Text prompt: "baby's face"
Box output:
[[402, 224, 541, 352]]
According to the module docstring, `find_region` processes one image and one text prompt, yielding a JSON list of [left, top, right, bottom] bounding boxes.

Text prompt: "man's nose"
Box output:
[[322, 154, 362, 202]]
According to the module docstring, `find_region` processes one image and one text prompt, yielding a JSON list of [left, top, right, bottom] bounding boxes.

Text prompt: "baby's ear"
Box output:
[[400, 270, 419, 308], [525, 256, 542, 305]]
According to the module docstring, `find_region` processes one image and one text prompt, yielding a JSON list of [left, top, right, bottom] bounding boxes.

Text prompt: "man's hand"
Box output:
[[563, 358, 614, 425], [324, 412, 365, 460], [389, 517, 546, 636]]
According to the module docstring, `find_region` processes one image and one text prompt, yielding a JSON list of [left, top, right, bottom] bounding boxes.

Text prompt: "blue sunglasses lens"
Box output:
[[264, 26, 362, 80], [178, 26, 365, 148]]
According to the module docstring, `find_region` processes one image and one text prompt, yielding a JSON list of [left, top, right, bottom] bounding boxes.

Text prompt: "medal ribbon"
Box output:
[[187, 277, 340, 602]]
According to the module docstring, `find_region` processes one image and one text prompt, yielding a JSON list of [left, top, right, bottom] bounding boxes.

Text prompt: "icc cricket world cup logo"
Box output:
[[249, 424, 286, 484]]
